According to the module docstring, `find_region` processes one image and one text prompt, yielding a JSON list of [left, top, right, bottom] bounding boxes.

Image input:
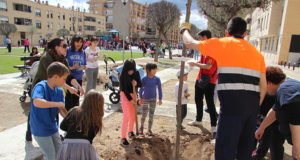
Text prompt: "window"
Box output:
[[63, 23, 65, 29], [289, 35, 300, 53], [46, 10, 49, 18], [58, 12, 60, 19], [78, 25, 82, 31], [35, 8, 41, 16], [78, 15, 82, 22], [63, 13, 65, 20], [47, 22, 50, 29], [36, 20, 41, 29], [106, 16, 113, 23], [14, 17, 32, 25], [105, 10, 113, 15], [0, 16, 8, 23], [0, 0, 7, 11], [58, 23, 60, 29], [104, 3, 113, 8], [14, 3, 31, 12], [50, 11, 53, 18], [50, 22, 53, 30], [69, 14, 72, 21], [84, 16, 96, 22], [84, 25, 96, 31], [97, 18, 101, 24]]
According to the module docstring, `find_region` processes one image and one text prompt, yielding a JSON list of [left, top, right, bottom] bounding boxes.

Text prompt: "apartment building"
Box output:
[[0, 0, 106, 46], [246, 0, 300, 64], [88, 0, 179, 44]]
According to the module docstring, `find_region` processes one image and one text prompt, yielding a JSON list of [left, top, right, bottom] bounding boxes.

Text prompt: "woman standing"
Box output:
[[85, 36, 106, 93], [65, 34, 87, 111], [25, 38, 84, 142]]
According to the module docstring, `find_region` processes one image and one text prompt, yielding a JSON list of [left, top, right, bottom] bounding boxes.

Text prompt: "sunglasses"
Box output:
[[60, 44, 68, 48]]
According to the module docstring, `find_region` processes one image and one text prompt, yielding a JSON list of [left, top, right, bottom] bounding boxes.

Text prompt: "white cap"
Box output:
[[177, 70, 189, 77]]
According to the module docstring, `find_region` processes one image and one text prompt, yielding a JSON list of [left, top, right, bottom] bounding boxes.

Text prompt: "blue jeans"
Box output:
[[215, 113, 257, 160], [34, 132, 62, 160]]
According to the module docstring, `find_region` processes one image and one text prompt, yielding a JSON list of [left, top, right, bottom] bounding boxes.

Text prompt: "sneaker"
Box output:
[[138, 127, 144, 135], [120, 138, 129, 146], [187, 120, 202, 126], [147, 130, 154, 136], [128, 132, 136, 139]]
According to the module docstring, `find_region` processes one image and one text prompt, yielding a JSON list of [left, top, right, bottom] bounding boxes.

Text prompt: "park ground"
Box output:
[[0, 48, 299, 159]]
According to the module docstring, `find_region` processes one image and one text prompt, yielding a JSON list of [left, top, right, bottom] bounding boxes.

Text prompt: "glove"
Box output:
[[179, 22, 191, 34]]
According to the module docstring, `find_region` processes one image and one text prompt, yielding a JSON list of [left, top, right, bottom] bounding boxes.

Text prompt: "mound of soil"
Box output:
[[93, 112, 215, 160]]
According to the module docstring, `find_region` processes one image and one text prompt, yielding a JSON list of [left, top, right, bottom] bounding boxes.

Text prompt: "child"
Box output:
[[29, 62, 68, 160], [66, 34, 86, 111], [174, 70, 190, 129], [85, 36, 106, 94], [119, 59, 141, 146], [139, 63, 162, 136], [57, 90, 104, 160]]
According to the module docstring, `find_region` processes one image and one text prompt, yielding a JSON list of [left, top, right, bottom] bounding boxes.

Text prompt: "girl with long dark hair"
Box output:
[[65, 34, 86, 111], [119, 59, 141, 146]]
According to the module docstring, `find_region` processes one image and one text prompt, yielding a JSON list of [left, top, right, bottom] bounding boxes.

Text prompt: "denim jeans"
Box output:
[[34, 132, 62, 160], [85, 67, 98, 93]]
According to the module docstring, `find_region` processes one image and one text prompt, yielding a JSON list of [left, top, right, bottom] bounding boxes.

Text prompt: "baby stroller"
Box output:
[[19, 61, 39, 102], [103, 57, 144, 104]]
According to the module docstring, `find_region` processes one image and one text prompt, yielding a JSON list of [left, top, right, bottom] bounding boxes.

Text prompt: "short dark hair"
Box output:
[[226, 17, 247, 36], [91, 36, 99, 43], [71, 34, 84, 52], [266, 66, 286, 84], [47, 62, 69, 78], [198, 30, 212, 39], [146, 63, 157, 73]]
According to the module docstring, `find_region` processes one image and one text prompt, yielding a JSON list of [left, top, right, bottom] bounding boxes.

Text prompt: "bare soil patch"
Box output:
[[93, 112, 215, 160]]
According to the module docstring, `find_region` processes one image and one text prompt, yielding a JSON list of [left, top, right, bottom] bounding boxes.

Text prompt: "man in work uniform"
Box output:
[[180, 17, 267, 160]]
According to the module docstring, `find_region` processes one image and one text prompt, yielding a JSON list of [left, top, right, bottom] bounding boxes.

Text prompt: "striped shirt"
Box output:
[[198, 37, 266, 116]]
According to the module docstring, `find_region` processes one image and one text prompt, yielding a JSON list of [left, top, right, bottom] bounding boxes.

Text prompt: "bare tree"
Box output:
[[197, 0, 281, 37], [57, 28, 70, 38], [146, 1, 181, 61], [175, 0, 192, 159], [0, 23, 17, 38]]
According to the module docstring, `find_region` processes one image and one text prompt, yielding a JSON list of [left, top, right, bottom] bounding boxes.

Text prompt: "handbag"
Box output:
[[196, 56, 217, 89]]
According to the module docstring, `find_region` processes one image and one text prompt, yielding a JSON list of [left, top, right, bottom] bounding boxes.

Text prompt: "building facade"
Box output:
[[0, 0, 106, 47], [88, 0, 179, 44], [246, 0, 300, 64]]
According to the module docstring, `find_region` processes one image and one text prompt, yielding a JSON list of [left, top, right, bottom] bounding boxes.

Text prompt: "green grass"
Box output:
[[0, 56, 23, 74], [102, 51, 143, 61], [0, 48, 143, 74], [0, 48, 28, 56]]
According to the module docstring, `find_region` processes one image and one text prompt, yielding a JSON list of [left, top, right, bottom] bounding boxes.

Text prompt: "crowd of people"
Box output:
[[17, 16, 300, 160]]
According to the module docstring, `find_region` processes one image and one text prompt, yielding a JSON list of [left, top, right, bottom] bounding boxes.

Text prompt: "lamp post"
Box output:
[[121, 0, 128, 63]]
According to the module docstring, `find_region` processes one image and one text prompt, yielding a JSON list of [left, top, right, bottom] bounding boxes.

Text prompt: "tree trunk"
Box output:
[[154, 33, 161, 62], [175, 0, 192, 160], [163, 33, 172, 60]]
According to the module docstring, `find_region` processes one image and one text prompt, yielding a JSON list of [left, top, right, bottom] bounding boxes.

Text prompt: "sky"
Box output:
[[41, 0, 207, 29]]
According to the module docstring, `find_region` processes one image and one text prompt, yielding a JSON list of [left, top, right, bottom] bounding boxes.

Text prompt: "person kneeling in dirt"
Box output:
[[256, 66, 300, 160], [174, 70, 190, 129], [251, 93, 285, 160]]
